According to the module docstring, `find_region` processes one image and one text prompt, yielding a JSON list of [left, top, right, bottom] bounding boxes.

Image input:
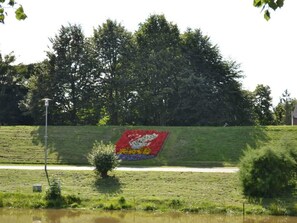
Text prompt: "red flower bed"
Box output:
[[115, 130, 169, 160]]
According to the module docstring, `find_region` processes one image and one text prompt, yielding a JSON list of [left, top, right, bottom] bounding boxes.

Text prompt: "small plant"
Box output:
[[103, 203, 120, 210], [268, 201, 287, 215], [44, 178, 63, 208], [118, 196, 126, 205], [169, 199, 182, 208], [0, 194, 3, 207], [88, 141, 120, 178], [45, 178, 61, 200], [64, 194, 81, 206], [143, 203, 157, 211]]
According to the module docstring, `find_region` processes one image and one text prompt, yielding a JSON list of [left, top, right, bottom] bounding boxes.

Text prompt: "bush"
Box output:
[[64, 194, 81, 206], [239, 146, 297, 197], [88, 141, 120, 178], [45, 178, 61, 200]]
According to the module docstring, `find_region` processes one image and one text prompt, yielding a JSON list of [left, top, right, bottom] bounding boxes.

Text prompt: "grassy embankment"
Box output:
[[2, 125, 297, 166], [1, 125, 297, 214]]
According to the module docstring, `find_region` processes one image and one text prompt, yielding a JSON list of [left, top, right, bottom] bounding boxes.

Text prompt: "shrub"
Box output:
[[45, 178, 61, 200], [239, 146, 297, 197], [64, 194, 81, 206], [88, 141, 120, 178]]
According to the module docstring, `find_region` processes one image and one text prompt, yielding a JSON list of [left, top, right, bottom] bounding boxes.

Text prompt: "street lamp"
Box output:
[[42, 98, 51, 186]]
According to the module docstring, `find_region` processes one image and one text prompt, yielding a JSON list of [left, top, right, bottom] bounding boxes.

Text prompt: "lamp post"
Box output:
[[42, 98, 51, 186]]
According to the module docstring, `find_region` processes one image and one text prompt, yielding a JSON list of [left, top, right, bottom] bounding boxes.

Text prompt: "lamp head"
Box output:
[[42, 98, 51, 107]]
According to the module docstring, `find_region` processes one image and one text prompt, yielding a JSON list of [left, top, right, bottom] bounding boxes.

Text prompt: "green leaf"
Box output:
[[0, 8, 4, 13], [276, 0, 284, 8], [15, 6, 27, 20], [264, 10, 270, 21], [0, 0, 5, 3], [0, 14, 4, 23], [253, 0, 263, 7], [8, 0, 15, 7], [268, 1, 278, 10]]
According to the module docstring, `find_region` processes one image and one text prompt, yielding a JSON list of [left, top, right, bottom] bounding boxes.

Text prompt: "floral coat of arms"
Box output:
[[115, 130, 169, 160]]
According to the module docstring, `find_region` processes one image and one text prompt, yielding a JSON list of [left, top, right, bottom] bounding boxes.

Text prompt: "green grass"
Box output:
[[2, 125, 297, 215], [1, 125, 297, 166], [0, 169, 248, 213], [1, 169, 297, 215]]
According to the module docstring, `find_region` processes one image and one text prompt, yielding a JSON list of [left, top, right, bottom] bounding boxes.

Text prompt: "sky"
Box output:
[[0, 0, 296, 106]]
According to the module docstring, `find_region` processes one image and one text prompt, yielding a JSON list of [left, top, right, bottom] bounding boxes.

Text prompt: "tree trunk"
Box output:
[[100, 171, 108, 178]]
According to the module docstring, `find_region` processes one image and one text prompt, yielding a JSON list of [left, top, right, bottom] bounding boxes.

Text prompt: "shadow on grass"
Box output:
[[30, 126, 126, 165], [94, 176, 122, 195]]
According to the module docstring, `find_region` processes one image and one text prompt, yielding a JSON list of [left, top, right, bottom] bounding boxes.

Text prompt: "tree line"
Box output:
[[0, 15, 295, 126]]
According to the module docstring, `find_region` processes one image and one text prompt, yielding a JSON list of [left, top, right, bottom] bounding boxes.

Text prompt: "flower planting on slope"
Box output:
[[115, 130, 169, 161]]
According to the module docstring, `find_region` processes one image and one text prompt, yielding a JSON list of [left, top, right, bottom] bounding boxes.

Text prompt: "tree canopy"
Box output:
[[18, 16, 254, 126], [0, 53, 32, 124], [0, 0, 27, 24]]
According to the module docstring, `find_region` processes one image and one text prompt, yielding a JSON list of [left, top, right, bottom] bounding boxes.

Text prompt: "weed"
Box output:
[[143, 203, 157, 211], [169, 199, 182, 208], [64, 194, 81, 205], [0, 194, 3, 207], [118, 196, 126, 204], [268, 202, 287, 215]]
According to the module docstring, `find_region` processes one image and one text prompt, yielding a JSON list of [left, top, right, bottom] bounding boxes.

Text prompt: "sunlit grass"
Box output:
[[1, 168, 297, 214], [1, 125, 297, 167], [0, 169, 245, 212]]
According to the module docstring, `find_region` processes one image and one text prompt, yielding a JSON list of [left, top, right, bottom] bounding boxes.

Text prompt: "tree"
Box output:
[[274, 90, 297, 125], [0, 0, 27, 24], [88, 141, 120, 178], [176, 29, 252, 126], [46, 24, 100, 125], [253, 0, 285, 20], [273, 103, 286, 125], [280, 90, 296, 125], [134, 14, 182, 125], [90, 19, 135, 125], [17, 15, 258, 126], [253, 84, 274, 125], [0, 53, 31, 124], [20, 61, 55, 124]]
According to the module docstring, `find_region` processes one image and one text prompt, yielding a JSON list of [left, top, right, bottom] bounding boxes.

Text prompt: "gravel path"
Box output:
[[0, 165, 239, 173]]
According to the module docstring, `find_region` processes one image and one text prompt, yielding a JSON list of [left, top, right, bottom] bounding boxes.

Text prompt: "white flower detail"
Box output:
[[129, 133, 158, 149]]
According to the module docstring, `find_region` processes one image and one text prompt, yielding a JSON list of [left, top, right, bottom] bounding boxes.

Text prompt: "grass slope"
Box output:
[[1, 125, 297, 166]]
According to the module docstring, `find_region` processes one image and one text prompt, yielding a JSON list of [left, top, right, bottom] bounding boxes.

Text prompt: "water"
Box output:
[[1, 209, 297, 223]]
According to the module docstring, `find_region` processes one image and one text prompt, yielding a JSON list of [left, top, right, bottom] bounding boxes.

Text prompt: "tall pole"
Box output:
[[43, 98, 51, 186]]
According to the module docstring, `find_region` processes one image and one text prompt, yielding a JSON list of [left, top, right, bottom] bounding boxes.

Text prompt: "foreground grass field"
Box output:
[[1, 125, 297, 166], [1, 169, 297, 215]]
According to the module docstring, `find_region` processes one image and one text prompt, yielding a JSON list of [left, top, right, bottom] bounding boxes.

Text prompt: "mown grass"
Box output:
[[0, 169, 247, 213], [1, 169, 297, 215], [1, 125, 297, 166]]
